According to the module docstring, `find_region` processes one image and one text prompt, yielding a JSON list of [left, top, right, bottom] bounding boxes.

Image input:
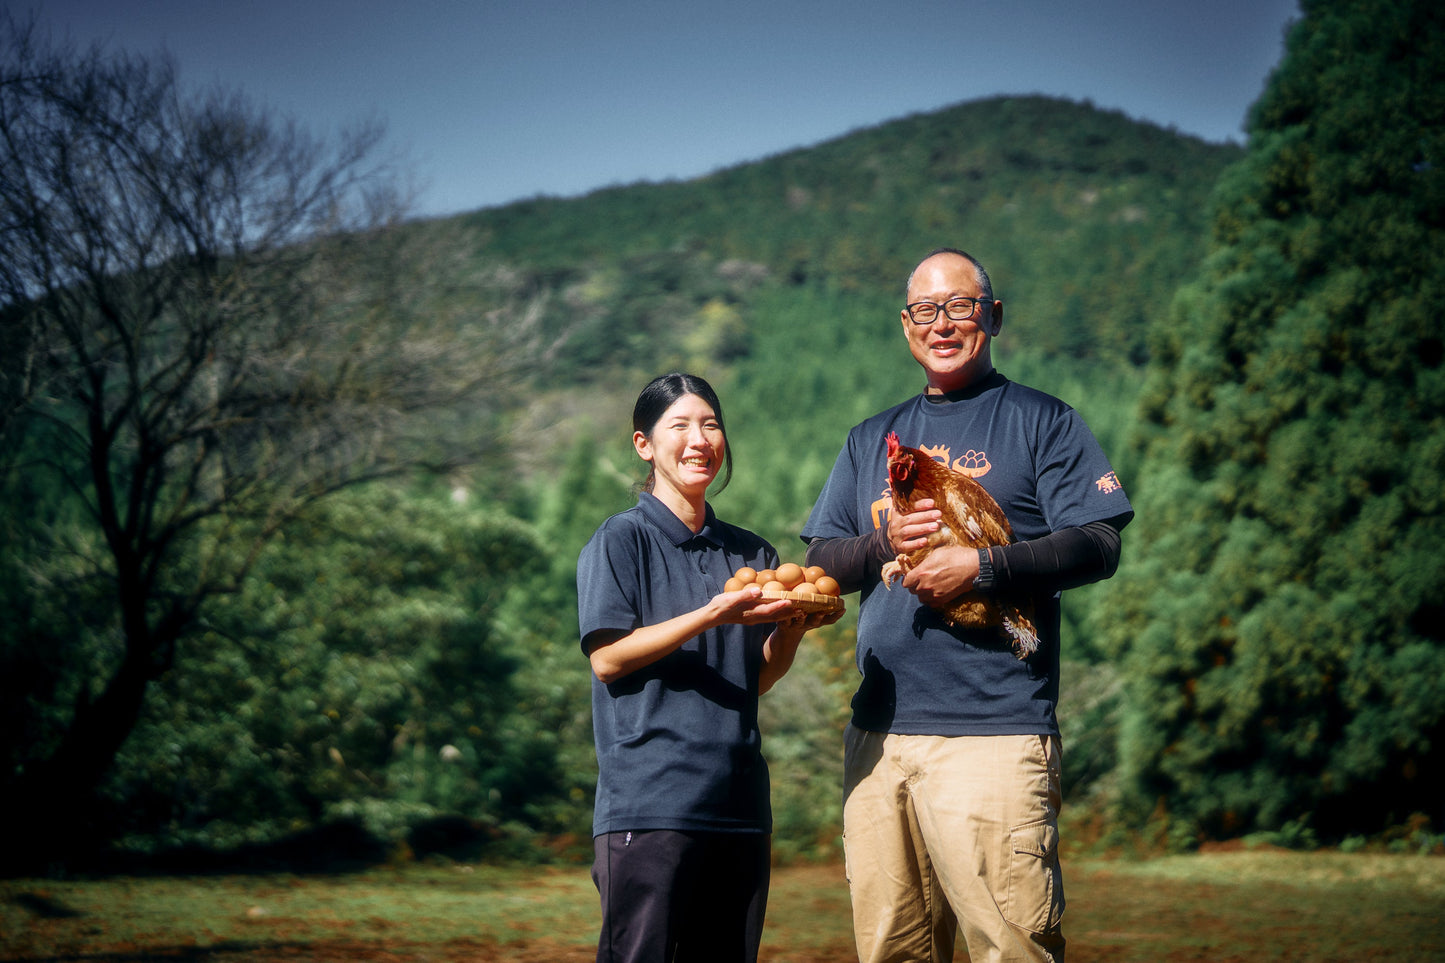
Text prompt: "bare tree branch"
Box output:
[[0, 11, 549, 867]]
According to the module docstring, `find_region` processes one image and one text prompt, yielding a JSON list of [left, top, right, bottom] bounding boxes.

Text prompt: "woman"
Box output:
[[577, 372, 838, 963]]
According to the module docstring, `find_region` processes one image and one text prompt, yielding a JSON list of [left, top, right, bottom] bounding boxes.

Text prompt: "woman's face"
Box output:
[[634, 392, 725, 502]]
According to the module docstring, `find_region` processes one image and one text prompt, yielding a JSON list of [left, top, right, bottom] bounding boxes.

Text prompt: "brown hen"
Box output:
[[881, 432, 1039, 658]]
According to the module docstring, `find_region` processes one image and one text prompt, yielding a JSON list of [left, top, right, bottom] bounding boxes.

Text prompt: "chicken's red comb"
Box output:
[[886, 431, 900, 456]]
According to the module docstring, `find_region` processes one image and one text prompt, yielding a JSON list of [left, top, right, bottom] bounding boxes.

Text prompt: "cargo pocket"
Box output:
[[1002, 817, 1064, 935]]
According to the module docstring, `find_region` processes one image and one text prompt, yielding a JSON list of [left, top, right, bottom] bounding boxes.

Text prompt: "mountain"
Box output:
[[431, 95, 1245, 509], [462, 94, 1243, 370]]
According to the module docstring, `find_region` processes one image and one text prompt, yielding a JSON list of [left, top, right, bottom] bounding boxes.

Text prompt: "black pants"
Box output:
[[592, 829, 771, 963]]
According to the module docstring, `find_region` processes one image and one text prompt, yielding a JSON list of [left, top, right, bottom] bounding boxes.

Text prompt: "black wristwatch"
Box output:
[[975, 547, 996, 592]]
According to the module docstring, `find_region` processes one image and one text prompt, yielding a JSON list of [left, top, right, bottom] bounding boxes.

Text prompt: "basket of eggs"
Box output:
[[725, 562, 845, 614]]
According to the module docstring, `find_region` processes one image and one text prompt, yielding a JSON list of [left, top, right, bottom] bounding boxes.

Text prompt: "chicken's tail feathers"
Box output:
[[1004, 610, 1040, 660]]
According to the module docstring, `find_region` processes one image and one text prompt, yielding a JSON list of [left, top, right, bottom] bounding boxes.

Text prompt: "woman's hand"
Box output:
[[759, 595, 845, 694], [713, 584, 797, 625], [589, 583, 825, 684], [782, 605, 845, 631], [589, 577, 844, 688], [716, 585, 845, 631]]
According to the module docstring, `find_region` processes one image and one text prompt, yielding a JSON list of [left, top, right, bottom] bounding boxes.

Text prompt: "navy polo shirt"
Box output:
[[578, 492, 780, 836]]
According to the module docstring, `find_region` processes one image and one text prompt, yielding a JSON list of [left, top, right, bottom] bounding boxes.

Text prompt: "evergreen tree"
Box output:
[[1104, 0, 1445, 843]]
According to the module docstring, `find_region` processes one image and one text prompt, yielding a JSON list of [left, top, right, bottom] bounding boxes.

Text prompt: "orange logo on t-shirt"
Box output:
[[953, 449, 991, 478], [869, 443, 993, 529], [913, 444, 992, 478]]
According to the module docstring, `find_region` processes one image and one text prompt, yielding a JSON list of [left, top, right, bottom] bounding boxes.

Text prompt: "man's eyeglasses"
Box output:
[[905, 297, 992, 325]]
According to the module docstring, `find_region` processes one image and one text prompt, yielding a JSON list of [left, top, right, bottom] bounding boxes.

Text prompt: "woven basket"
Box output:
[[759, 590, 845, 614]]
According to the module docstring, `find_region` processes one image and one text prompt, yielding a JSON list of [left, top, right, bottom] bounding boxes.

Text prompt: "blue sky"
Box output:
[[24, 0, 1300, 218]]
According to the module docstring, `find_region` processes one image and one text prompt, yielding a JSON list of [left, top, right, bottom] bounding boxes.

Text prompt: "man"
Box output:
[[801, 248, 1132, 962]]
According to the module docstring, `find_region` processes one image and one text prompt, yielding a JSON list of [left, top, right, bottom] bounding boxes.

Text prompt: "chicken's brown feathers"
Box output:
[[881, 432, 1039, 658]]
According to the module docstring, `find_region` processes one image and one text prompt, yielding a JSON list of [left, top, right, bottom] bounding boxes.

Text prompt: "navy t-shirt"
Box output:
[[801, 372, 1132, 737], [577, 492, 780, 836]]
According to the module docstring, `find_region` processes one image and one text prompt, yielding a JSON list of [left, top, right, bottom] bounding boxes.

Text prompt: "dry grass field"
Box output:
[[3, 849, 1443, 961]]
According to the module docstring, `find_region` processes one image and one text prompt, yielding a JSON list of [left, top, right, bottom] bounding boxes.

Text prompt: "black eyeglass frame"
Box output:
[[904, 296, 994, 325]]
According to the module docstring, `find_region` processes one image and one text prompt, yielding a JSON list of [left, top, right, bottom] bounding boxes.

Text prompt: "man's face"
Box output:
[[900, 252, 1002, 394]]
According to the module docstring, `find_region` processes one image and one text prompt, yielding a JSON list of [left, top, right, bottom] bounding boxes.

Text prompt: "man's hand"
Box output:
[[887, 497, 942, 554], [900, 542, 981, 607]]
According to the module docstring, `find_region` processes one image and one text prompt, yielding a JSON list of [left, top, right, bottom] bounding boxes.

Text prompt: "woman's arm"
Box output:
[[758, 604, 843, 694], [586, 587, 795, 684]]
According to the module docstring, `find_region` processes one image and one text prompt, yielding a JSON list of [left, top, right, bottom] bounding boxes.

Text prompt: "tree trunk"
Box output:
[[4, 615, 174, 874]]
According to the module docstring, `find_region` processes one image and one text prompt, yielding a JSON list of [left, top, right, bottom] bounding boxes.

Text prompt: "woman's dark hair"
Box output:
[[632, 372, 733, 495]]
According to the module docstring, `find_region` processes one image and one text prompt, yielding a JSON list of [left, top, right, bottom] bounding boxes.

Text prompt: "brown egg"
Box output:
[[724, 577, 744, 593], [803, 565, 826, 583], [755, 569, 777, 585], [734, 567, 758, 584], [761, 580, 786, 593], [814, 575, 841, 596], [775, 562, 804, 589], [795, 581, 818, 595]]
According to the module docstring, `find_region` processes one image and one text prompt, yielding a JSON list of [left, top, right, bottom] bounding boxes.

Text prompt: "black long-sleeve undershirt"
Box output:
[[803, 514, 1129, 597]]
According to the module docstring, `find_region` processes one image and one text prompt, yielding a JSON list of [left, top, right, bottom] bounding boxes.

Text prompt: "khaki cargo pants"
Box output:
[[842, 726, 1066, 963]]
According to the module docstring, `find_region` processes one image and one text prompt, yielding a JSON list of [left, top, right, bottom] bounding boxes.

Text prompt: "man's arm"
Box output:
[[803, 528, 891, 594], [975, 514, 1129, 594], [806, 512, 1127, 599]]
